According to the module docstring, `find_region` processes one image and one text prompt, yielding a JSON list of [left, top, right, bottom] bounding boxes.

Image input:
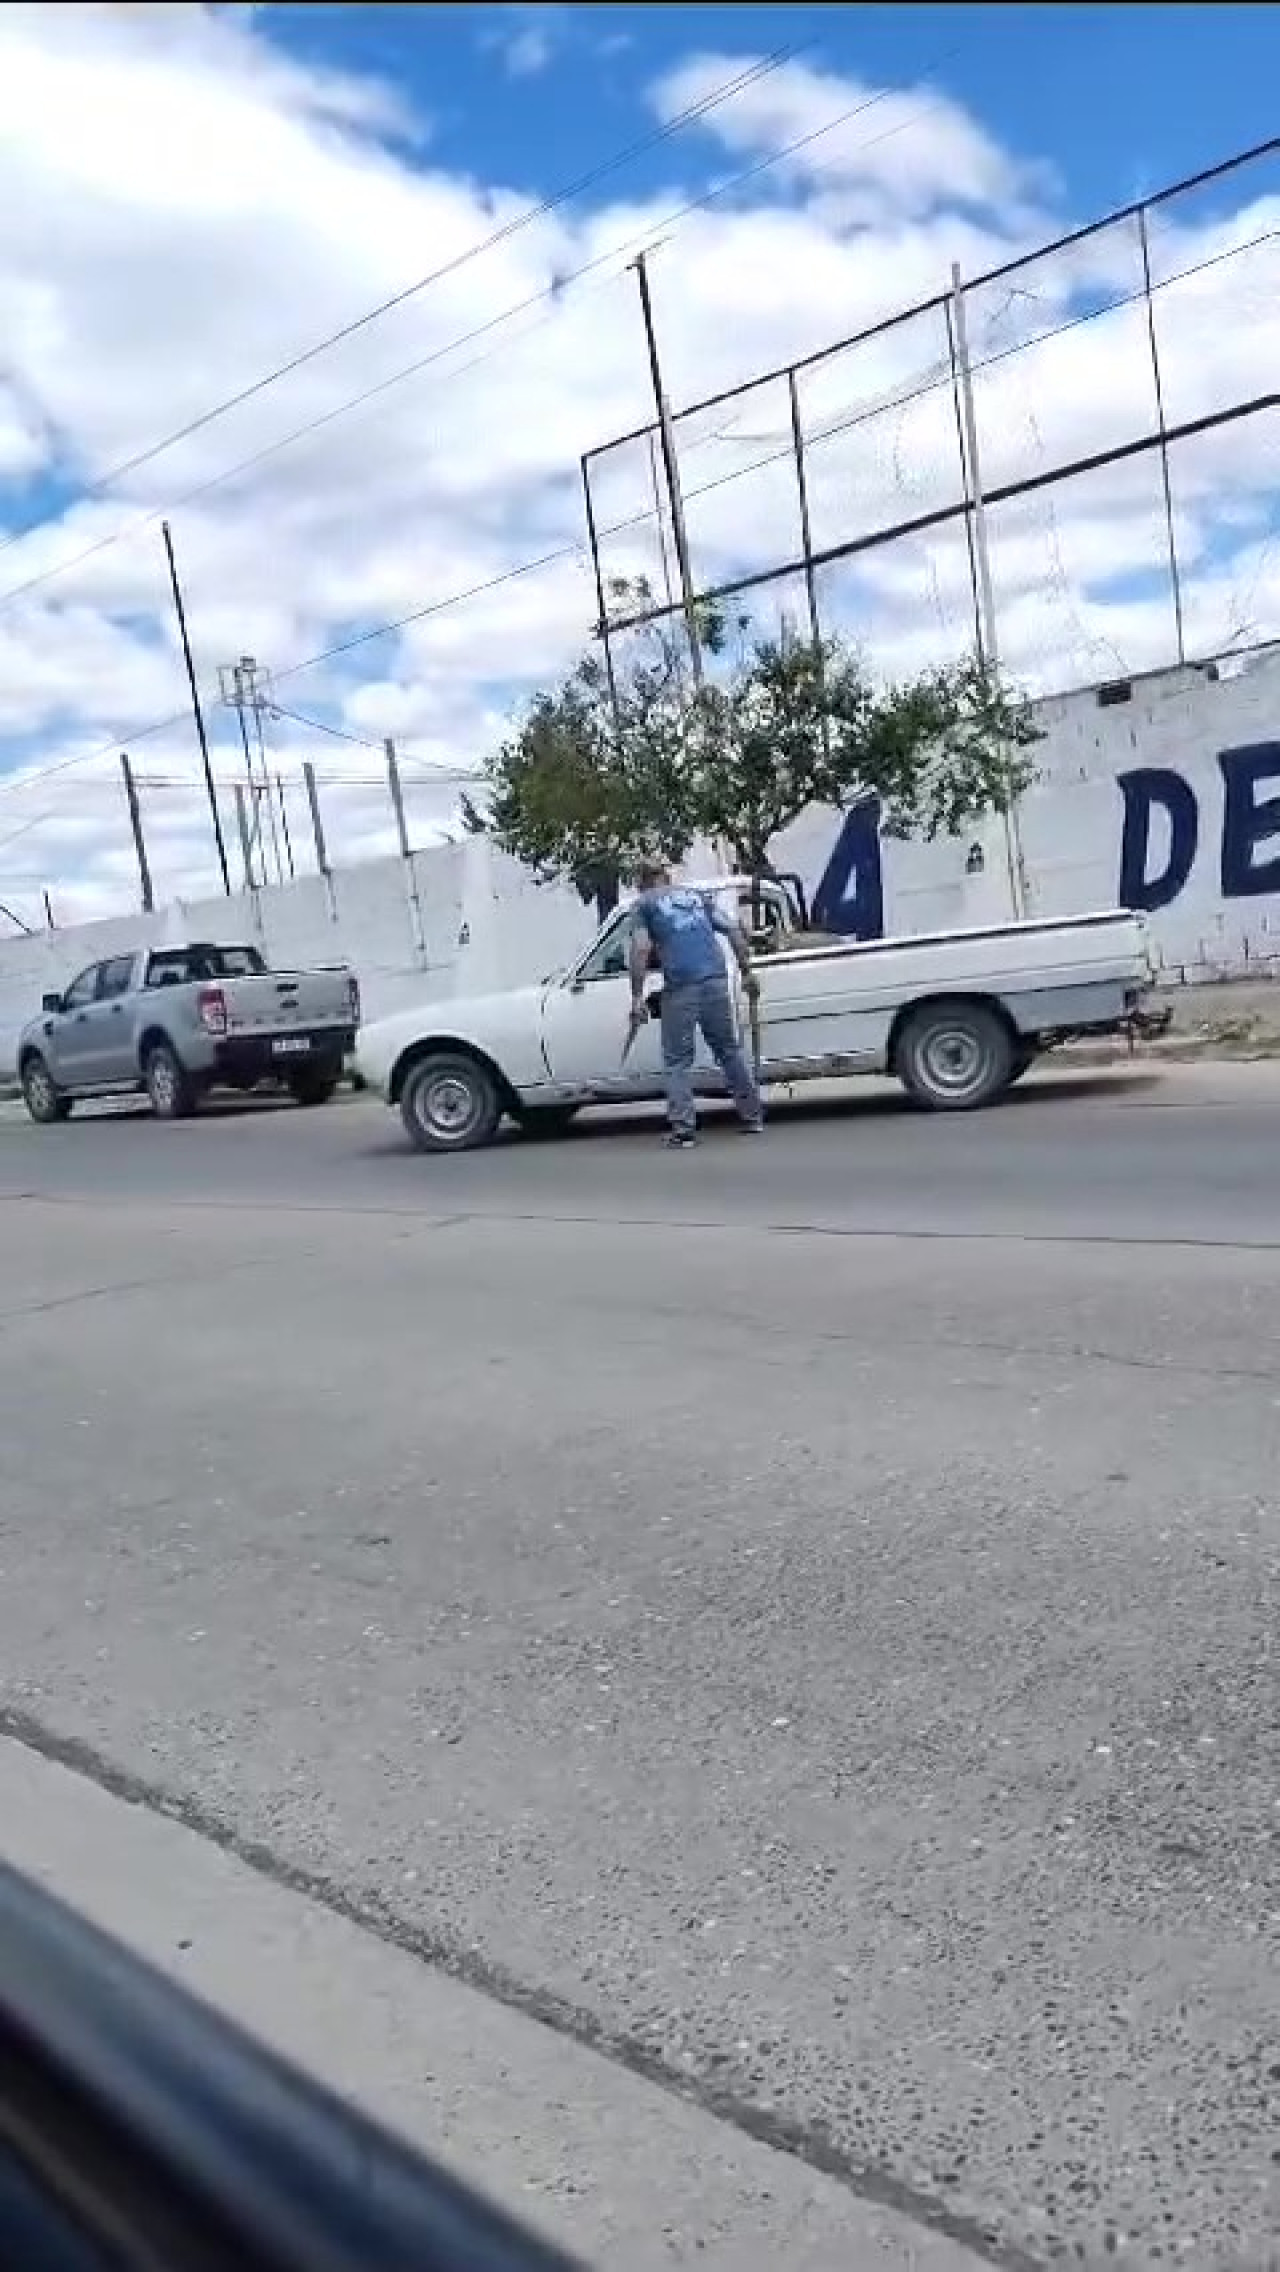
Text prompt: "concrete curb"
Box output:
[[0, 1733, 985, 2271]]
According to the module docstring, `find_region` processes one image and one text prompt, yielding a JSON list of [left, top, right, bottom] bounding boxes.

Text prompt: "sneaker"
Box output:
[[665, 1130, 697, 1150]]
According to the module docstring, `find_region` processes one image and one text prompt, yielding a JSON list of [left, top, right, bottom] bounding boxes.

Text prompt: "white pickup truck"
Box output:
[[356, 877, 1160, 1153]]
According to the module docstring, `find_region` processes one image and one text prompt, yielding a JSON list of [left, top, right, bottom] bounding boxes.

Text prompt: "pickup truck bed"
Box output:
[[356, 880, 1157, 1153]]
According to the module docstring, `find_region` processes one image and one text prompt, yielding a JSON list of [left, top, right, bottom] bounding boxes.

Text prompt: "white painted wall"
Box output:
[[4, 652, 1279, 1074], [779, 649, 1280, 977]]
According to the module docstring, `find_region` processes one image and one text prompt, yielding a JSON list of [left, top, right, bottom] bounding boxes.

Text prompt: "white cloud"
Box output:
[[0, 11, 1276, 929], [503, 25, 553, 78], [649, 50, 1051, 222]]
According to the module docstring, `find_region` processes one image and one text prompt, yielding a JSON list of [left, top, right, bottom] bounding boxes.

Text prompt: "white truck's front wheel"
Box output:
[[895, 1001, 1015, 1111], [400, 1052, 502, 1153]]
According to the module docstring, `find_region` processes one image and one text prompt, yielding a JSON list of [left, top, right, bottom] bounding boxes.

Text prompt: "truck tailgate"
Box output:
[[219, 971, 352, 1034]]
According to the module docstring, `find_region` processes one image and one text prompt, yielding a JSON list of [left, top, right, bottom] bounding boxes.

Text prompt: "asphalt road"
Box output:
[[1, 1064, 1277, 2268]]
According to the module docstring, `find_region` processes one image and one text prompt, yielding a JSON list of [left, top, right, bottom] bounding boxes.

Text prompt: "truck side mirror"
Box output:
[[41, 992, 62, 1015]]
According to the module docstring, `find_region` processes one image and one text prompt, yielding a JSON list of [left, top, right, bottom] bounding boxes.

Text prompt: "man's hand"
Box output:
[[743, 968, 761, 1002], [628, 998, 649, 1033]]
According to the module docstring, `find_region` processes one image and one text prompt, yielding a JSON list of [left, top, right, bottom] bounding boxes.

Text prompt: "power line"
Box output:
[[665, 223, 1280, 521], [0, 46, 803, 574], [4, 205, 1272, 810], [0, 70, 939, 619]]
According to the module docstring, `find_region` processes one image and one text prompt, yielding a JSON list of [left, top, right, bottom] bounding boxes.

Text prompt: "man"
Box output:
[[628, 859, 763, 1149]]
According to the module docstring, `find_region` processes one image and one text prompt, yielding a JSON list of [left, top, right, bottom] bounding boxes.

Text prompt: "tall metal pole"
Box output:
[[944, 297, 985, 663], [629, 251, 703, 686], [386, 737, 428, 969], [249, 669, 284, 888], [787, 368, 830, 765], [119, 753, 154, 914], [231, 663, 259, 868], [1137, 204, 1186, 668], [302, 762, 330, 876], [161, 521, 231, 896], [232, 782, 256, 894], [949, 265, 1000, 676], [580, 454, 622, 737], [951, 262, 1026, 920], [275, 774, 296, 880], [787, 369, 825, 657]]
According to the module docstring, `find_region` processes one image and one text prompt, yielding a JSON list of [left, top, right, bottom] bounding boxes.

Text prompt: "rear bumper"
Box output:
[[211, 1028, 355, 1082]]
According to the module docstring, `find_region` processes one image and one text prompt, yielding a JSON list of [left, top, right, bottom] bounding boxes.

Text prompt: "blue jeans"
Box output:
[[659, 976, 761, 1137]]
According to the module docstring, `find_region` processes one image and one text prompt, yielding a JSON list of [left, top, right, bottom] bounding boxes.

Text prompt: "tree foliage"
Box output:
[[464, 581, 702, 915], [688, 632, 1039, 875], [467, 576, 1039, 906]]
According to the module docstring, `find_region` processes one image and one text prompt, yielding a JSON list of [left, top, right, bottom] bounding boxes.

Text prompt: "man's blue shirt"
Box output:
[[633, 887, 730, 987]]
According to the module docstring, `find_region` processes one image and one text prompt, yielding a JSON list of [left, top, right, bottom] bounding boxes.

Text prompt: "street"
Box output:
[[0, 1063, 1276, 2268]]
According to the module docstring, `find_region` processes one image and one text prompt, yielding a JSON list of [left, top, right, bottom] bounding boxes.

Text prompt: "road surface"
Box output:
[[0, 1063, 1276, 2268]]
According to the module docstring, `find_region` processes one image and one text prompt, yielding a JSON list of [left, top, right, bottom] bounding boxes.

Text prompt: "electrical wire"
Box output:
[[3, 211, 1274, 806], [0, 45, 803, 572], [0, 71, 947, 619], [665, 223, 1280, 523]]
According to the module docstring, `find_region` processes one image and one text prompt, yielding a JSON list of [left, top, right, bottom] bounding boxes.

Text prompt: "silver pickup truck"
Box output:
[[18, 942, 359, 1123]]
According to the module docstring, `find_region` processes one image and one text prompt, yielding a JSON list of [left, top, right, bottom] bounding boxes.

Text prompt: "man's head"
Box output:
[[635, 857, 670, 892]]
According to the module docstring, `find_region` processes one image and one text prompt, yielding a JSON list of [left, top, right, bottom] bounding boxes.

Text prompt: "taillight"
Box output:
[[197, 985, 227, 1035], [347, 975, 361, 1025]]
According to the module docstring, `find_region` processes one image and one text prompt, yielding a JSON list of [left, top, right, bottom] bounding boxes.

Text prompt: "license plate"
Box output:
[[271, 1036, 312, 1056]]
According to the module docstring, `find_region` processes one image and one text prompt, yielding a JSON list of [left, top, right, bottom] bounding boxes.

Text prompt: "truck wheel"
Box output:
[[288, 1066, 339, 1107], [400, 1052, 501, 1153], [516, 1104, 579, 1140], [1008, 1043, 1037, 1087], [895, 1001, 1014, 1111], [20, 1054, 72, 1125], [144, 1041, 197, 1120]]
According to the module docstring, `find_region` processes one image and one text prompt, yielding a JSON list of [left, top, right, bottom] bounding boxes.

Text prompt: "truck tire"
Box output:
[[288, 1065, 339, 1107], [1008, 1043, 1037, 1087], [144, 1040, 197, 1121], [20, 1054, 72, 1125], [400, 1052, 502, 1154], [895, 1001, 1014, 1111]]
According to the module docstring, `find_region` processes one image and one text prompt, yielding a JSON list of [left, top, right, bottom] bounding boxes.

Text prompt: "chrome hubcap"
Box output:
[[419, 1073, 478, 1139], [920, 1025, 984, 1095]]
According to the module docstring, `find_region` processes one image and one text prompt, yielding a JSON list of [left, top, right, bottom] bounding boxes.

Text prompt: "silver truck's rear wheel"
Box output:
[[144, 1041, 197, 1120], [288, 1063, 340, 1107], [400, 1052, 502, 1153], [895, 1001, 1014, 1111], [20, 1054, 72, 1125]]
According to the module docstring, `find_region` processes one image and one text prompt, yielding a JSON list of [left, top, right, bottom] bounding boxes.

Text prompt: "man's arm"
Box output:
[[628, 923, 654, 1019]]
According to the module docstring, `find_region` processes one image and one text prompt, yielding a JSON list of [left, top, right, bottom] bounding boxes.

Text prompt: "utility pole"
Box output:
[[951, 261, 1026, 920], [119, 752, 154, 913], [218, 655, 283, 887], [385, 737, 428, 969], [161, 521, 231, 896], [628, 249, 703, 687]]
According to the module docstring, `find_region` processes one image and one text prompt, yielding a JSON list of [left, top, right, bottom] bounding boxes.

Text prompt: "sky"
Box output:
[[1, 0, 1279, 926]]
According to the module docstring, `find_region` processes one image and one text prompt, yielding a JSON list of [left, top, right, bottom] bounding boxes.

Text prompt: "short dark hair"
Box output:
[[635, 857, 668, 889]]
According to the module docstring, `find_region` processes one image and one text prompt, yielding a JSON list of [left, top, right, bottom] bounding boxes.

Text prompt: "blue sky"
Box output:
[[272, 2, 1280, 223], [1, 0, 1278, 916]]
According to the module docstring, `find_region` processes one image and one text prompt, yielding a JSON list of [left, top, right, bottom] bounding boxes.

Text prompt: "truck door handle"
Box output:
[[110, 1004, 123, 1015]]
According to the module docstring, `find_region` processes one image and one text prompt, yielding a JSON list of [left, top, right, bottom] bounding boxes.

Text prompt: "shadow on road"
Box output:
[[347, 1066, 1166, 1164]]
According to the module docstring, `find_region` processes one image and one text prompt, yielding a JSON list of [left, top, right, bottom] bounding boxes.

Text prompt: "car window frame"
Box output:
[[61, 964, 102, 1013], [96, 956, 135, 1002], [571, 909, 637, 987]]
